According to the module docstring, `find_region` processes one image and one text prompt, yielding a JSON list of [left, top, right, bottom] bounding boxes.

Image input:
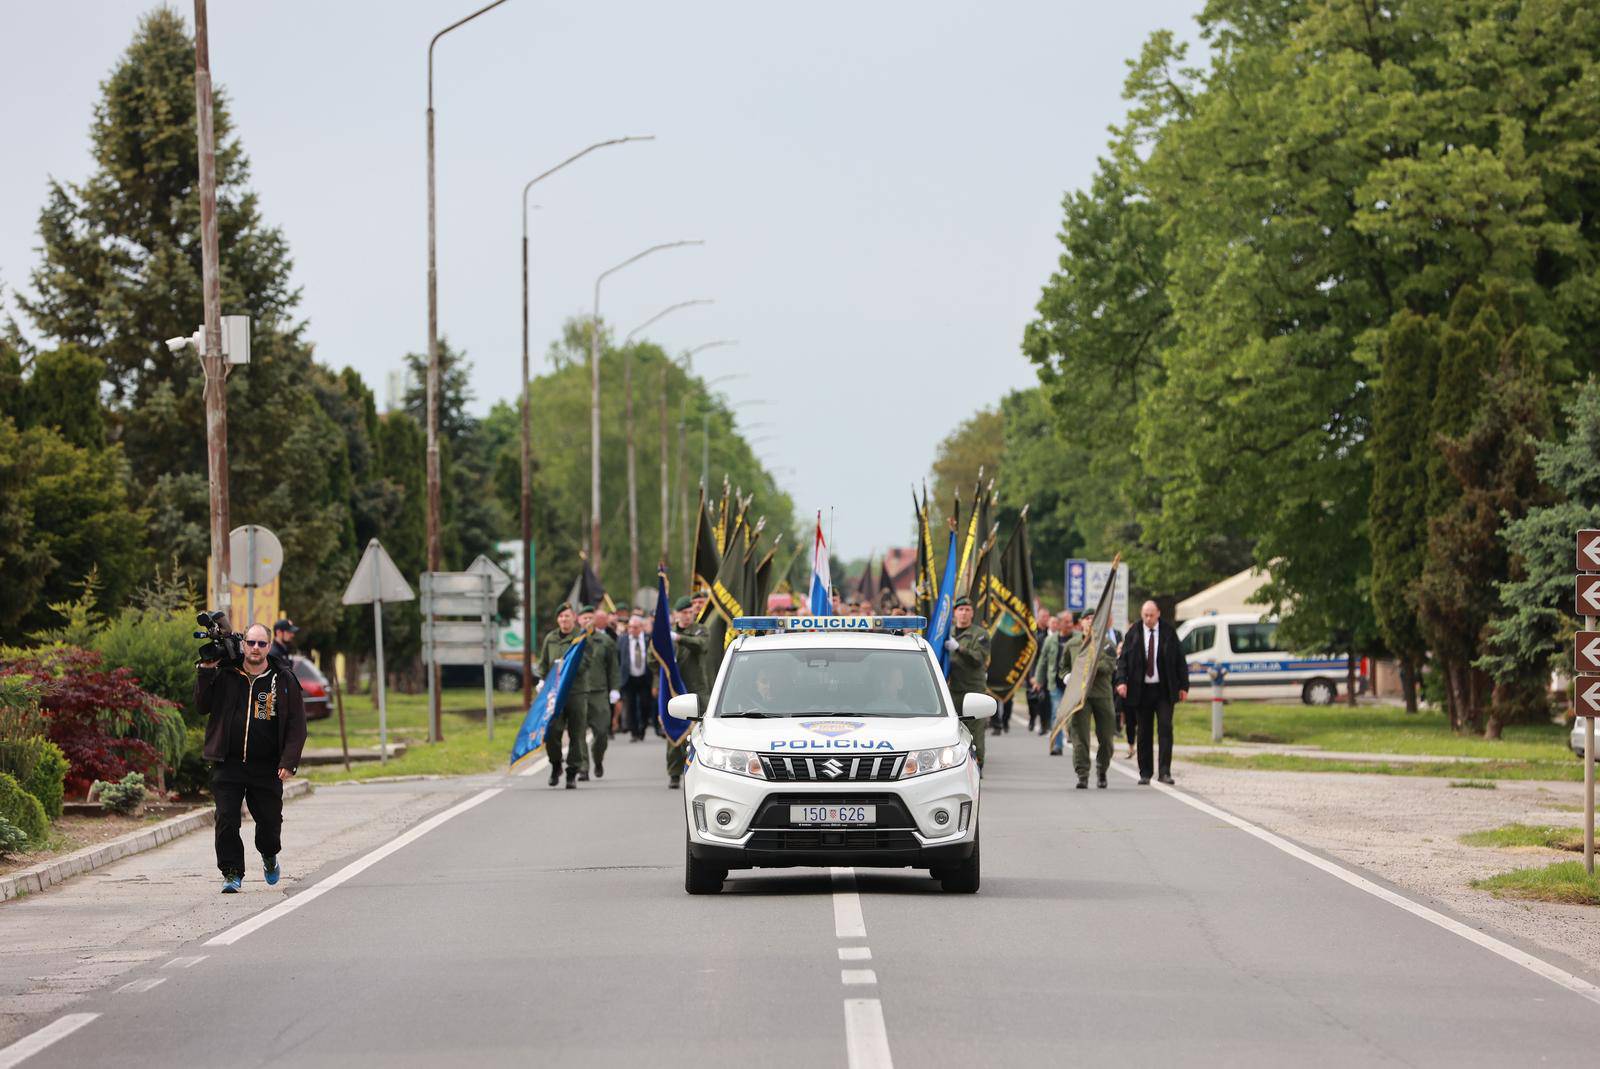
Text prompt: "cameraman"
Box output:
[[195, 622, 308, 893]]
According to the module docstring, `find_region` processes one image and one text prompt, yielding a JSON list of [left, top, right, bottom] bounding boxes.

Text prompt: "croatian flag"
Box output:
[[809, 512, 833, 616]]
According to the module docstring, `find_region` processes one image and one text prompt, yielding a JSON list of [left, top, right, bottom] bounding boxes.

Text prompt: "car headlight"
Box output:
[[900, 746, 966, 778], [698, 746, 764, 778]]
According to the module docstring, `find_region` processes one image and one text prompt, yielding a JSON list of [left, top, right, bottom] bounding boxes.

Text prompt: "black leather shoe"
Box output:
[[668, 775, 680, 789], [547, 764, 561, 787], [1138, 776, 1151, 785], [565, 771, 577, 789], [594, 759, 604, 779], [578, 770, 590, 782], [1158, 774, 1175, 785], [1097, 773, 1108, 789], [1076, 777, 1088, 789]]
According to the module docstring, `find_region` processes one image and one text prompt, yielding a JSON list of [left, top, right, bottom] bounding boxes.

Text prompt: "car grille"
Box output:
[[751, 793, 914, 829], [758, 753, 905, 782], [747, 829, 920, 851]]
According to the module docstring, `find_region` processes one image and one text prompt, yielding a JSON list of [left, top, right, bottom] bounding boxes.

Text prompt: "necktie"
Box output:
[[1145, 627, 1156, 682], [632, 637, 643, 675]]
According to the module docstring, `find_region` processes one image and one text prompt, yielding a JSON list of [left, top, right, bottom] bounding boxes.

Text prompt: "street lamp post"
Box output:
[[192, 0, 230, 616], [517, 135, 653, 706], [425, 0, 510, 742], [589, 242, 704, 569], [622, 299, 712, 601]]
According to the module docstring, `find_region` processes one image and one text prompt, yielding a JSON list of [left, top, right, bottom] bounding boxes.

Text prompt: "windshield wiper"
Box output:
[[719, 712, 773, 718]]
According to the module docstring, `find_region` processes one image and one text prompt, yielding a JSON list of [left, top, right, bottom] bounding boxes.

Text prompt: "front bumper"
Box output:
[[683, 762, 979, 870]]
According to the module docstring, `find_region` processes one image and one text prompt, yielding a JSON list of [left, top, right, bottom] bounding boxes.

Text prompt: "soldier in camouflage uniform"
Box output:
[[669, 595, 708, 789], [1061, 611, 1118, 789], [944, 596, 992, 768], [535, 603, 585, 788], [573, 605, 620, 783]]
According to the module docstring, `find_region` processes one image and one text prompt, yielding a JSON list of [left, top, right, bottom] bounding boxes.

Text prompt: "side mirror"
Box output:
[[961, 693, 998, 720], [667, 693, 702, 721]]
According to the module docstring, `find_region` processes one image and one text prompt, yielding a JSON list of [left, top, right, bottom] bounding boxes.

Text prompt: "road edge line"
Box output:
[[0, 1013, 99, 1069], [1109, 761, 1600, 1007]]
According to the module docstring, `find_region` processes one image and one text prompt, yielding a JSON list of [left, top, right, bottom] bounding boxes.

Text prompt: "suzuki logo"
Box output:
[[819, 758, 846, 779]]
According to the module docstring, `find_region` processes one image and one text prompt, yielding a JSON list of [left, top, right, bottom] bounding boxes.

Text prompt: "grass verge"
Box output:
[[1472, 861, 1600, 906], [301, 688, 531, 784], [1460, 823, 1587, 851], [1449, 780, 1497, 789], [1181, 752, 1584, 781], [1172, 702, 1573, 762]]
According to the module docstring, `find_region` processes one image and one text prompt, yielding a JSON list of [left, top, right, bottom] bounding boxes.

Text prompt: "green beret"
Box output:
[[556, 602, 574, 615], [953, 596, 971, 608], [673, 596, 692, 611], [578, 603, 596, 614]]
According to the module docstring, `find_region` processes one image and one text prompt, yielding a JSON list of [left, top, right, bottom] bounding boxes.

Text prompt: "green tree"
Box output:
[[1369, 313, 1439, 711]]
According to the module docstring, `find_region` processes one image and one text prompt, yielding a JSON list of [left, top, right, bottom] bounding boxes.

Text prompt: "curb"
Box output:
[[0, 778, 313, 903]]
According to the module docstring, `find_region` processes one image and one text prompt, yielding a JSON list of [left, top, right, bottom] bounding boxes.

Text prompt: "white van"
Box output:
[[1175, 612, 1364, 706]]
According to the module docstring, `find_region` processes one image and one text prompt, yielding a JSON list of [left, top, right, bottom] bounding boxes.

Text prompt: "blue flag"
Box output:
[[509, 635, 585, 769], [651, 568, 693, 745], [930, 527, 960, 675]]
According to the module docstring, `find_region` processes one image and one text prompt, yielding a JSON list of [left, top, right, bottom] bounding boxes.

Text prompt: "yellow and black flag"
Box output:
[[984, 507, 1038, 702], [692, 485, 721, 596], [705, 498, 752, 678], [913, 486, 938, 620]]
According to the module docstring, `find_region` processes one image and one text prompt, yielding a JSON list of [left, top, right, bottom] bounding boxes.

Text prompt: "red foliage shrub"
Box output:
[[0, 646, 173, 798]]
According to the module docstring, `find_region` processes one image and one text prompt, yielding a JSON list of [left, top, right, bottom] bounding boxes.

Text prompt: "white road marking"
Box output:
[[1112, 761, 1600, 1007], [831, 866, 866, 939], [115, 977, 166, 994], [205, 762, 543, 947], [843, 999, 893, 1069], [841, 969, 878, 985], [164, 955, 207, 969], [0, 1014, 99, 1069], [838, 946, 872, 961]]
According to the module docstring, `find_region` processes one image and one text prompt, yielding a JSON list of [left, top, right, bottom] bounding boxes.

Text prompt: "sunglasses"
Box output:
[[243, 639, 270, 648]]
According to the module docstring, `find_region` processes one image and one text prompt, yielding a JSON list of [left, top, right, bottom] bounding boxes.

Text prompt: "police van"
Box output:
[[1176, 612, 1365, 705], [669, 616, 994, 895]]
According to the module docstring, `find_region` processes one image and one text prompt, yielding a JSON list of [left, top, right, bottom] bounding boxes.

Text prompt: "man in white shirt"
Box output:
[[1114, 600, 1189, 785]]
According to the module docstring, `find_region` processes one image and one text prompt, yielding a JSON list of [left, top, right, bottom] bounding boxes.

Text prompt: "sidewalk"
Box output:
[[0, 774, 501, 1048]]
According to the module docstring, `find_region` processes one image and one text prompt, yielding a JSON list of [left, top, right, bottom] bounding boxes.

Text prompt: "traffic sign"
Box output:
[[1576, 675, 1600, 718], [342, 539, 415, 605], [1578, 575, 1600, 616], [1578, 632, 1600, 674], [467, 554, 512, 598], [1579, 530, 1600, 572], [228, 524, 282, 587]]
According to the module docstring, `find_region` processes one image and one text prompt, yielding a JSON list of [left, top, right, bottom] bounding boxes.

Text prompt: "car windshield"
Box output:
[[714, 648, 946, 718]]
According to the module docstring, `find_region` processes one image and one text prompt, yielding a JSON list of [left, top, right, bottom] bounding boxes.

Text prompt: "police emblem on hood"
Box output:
[[800, 720, 863, 737]]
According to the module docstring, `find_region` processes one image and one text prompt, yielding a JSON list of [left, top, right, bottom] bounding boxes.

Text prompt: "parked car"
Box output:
[[290, 655, 331, 720], [440, 659, 527, 694], [1175, 612, 1367, 706], [1572, 717, 1596, 760]]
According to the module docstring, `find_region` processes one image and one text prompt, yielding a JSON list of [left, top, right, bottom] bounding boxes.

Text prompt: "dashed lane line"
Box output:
[[838, 946, 872, 961], [163, 955, 207, 969], [1109, 760, 1600, 1008], [841, 969, 878, 985], [831, 866, 867, 939], [843, 998, 894, 1069], [0, 1014, 100, 1069], [832, 866, 893, 1068], [114, 977, 165, 994]]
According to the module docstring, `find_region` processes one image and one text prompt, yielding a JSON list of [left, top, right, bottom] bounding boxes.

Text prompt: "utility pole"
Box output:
[[192, 0, 230, 616], [425, 0, 509, 742], [659, 364, 670, 567], [589, 241, 703, 567]]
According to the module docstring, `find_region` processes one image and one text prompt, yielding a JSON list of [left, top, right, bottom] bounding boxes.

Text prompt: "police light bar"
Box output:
[[732, 615, 928, 633]]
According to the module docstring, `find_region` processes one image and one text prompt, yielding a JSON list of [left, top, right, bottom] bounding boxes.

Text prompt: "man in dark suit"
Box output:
[[1115, 600, 1188, 785], [619, 614, 655, 740]]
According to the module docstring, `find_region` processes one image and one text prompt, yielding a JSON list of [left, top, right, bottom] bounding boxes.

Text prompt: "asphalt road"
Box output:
[[7, 728, 1599, 1068]]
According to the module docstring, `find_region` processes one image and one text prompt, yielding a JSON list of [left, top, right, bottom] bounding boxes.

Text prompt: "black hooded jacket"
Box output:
[[195, 656, 308, 772]]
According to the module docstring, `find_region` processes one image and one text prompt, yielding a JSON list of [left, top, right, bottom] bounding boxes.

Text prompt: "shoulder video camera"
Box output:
[[194, 610, 244, 667]]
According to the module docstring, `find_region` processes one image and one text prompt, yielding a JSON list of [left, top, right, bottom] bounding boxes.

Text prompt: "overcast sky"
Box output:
[[1, 1, 1202, 558]]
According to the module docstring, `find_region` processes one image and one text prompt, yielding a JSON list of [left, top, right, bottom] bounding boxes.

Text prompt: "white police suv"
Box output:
[[669, 616, 995, 895]]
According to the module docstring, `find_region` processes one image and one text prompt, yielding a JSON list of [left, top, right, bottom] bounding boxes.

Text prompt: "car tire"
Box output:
[[1302, 679, 1336, 706], [939, 829, 980, 894], [493, 670, 520, 693], [685, 836, 726, 895]]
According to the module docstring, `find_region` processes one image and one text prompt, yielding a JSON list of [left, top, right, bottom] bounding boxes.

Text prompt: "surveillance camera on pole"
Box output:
[[166, 315, 251, 364]]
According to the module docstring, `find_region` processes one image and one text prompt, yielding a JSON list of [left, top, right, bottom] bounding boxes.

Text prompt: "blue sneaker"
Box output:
[[221, 874, 242, 894], [263, 856, 280, 886]]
